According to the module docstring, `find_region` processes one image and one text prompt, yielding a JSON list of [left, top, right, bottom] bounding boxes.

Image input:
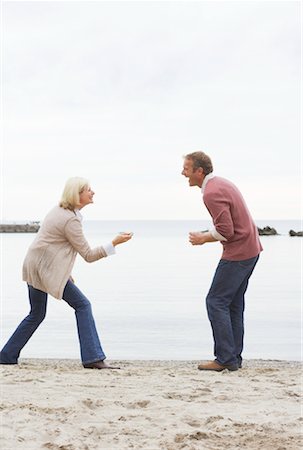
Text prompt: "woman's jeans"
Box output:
[[206, 255, 259, 367], [0, 280, 106, 365]]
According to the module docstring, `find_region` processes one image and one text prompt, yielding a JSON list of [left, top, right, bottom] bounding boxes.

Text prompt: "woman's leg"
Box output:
[[0, 285, 47, 364], [62, 280, 106, 365]]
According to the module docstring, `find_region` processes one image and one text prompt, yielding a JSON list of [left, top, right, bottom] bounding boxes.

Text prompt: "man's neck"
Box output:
[[201, 173, 215, 192]]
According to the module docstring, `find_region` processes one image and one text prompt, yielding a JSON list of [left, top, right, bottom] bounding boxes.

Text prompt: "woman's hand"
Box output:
[[112, 232, 133, 247]]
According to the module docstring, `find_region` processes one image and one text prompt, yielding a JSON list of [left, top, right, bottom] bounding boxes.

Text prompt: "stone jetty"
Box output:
[[0, 222, 40, 233]]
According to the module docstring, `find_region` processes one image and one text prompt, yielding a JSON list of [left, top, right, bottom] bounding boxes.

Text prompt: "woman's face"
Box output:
[[79, 186, 95, 209]]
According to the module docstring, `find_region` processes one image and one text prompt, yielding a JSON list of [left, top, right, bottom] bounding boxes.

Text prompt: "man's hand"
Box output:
[[189, 231, 207, 245], [189, 231, 217, 245]]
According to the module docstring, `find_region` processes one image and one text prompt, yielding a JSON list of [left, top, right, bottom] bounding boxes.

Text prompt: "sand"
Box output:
[[0, 359, 301, 450]]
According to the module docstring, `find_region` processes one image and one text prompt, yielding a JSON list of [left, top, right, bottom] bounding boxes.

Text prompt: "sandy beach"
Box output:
[[0, 359, 301, 450]]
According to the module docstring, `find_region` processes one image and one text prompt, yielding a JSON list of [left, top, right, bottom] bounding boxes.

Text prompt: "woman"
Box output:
[[0, 177, 133, 369]]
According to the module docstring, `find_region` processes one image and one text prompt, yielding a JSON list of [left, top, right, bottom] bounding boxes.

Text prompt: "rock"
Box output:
[[257, 226, 278, 236], [289, 230, 303, 237]]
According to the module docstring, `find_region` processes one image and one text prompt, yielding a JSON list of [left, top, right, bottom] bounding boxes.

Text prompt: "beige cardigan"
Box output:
[[22, 206, 109, 299]]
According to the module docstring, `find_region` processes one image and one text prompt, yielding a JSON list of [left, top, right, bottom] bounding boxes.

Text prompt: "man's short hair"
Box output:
[[185, 151, 213, 175]]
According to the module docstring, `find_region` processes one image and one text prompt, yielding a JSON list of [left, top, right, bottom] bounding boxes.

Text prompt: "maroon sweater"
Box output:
[[203, 176, 263, 261]]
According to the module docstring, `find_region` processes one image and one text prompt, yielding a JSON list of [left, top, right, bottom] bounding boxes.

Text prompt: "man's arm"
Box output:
[[204, 194, 234, 240]]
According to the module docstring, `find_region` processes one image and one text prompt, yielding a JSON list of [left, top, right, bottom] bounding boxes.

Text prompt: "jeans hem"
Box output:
[[0, 361, 18, 365], [215, 358, 239, 369], [82, 357, 106, 365]]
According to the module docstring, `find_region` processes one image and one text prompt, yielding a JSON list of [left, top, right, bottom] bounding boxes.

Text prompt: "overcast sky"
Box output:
[[1, 0, 301, 221]]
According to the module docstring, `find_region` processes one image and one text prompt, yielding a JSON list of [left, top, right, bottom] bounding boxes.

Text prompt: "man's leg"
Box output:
[[205, 256, 259, 368], [230, 255, 259, 368]]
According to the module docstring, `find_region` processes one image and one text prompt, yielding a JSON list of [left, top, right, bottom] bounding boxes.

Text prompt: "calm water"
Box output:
[[0, 220, 301, 361]]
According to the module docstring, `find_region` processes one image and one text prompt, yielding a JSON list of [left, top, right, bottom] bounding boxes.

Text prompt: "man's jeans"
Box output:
[[206, 255, 259, 367], [0, 280, 106, 365]]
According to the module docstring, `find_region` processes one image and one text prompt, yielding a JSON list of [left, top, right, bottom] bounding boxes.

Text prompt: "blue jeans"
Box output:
[[0, 280, 106, 365], [206, 255, 259, 367]]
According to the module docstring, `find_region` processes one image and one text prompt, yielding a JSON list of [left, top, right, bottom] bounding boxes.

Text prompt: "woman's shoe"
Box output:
[[83, 360, 120, 370]]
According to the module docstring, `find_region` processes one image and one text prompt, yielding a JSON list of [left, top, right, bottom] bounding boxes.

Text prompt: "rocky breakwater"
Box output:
[[257, 226, 278, 236], [258, 226, 303, 236], [289, 230, 303, 237], [0, 222, 40, 233]]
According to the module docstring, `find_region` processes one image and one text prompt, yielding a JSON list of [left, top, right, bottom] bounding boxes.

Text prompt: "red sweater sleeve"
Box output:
[[203, 194, 235, 240]]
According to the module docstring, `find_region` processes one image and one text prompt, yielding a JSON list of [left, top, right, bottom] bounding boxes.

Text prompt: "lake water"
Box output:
[[0, 220, 301, 361]]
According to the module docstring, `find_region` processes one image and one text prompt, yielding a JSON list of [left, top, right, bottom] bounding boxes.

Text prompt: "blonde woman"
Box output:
[[0, 177, 133, 369]]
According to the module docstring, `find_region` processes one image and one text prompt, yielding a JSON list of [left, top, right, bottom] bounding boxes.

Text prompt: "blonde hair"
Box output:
[[59, 177, 89, 210]]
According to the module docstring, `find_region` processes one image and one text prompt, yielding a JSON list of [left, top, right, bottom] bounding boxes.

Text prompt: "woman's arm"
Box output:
[[64, 218, 132, 262]]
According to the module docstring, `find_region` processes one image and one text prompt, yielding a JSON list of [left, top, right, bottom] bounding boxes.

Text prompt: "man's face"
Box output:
[[182, 158, 203, 187]]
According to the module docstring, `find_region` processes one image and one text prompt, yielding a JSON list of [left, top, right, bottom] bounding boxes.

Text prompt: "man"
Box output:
[[182, 151, 262, 372]]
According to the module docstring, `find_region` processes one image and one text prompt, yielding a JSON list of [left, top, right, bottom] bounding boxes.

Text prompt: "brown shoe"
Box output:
[[198, 360, 238, 372], [83, 360, 120, 370]]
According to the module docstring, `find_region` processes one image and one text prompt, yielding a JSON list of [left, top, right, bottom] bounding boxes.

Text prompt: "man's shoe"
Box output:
[[83, 360, 120, 370], [198, 360, 238, 372]]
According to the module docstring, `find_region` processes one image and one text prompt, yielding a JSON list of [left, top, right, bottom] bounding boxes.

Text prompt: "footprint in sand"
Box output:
[[163, 392, 184, 400], [82, 398, 104, 409], [43, 444, 76, 450], [205, 415, 224, 425], [183, 417, 201, 428], [174, 431, 209, 443], [127, 400, 151, 409]]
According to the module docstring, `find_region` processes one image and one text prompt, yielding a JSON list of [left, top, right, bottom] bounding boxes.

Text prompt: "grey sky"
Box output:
[[1, 0, 301, 220]]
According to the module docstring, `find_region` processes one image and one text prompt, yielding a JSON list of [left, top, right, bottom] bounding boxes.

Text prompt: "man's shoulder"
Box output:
[[206, 176, 236, 190], [204, 177, 239, 203], [205, 176, 227, 190]]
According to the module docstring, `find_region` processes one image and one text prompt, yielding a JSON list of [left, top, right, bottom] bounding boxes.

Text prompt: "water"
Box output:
[[0, 220, 301, 361]]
